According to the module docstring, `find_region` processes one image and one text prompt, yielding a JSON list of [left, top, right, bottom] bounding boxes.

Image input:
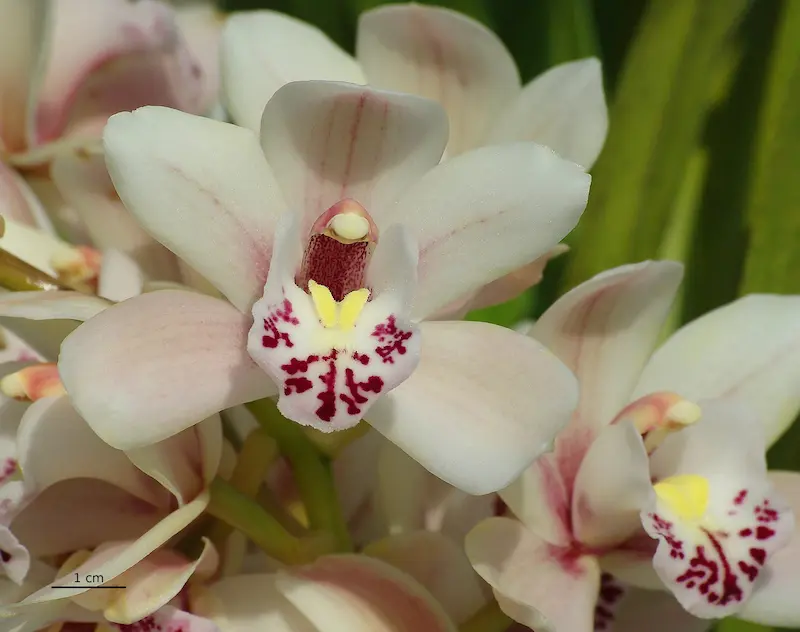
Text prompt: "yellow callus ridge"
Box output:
[[308, 280, 370, 331], [653, 474, 710, 521]]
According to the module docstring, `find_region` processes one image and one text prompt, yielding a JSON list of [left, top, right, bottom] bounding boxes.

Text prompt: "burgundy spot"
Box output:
[[755, 526, 775, 540], [739, 528, 753, 537], [0, 550, 10, 563], [737, 560, 759, 582], [750, 548, 767, 565], [734, 490, 748, 506], [315, 356, 338, 422], [372, 315, 413, 364], [650, 514, 685, 560], [281, 355, 319, 375], [262, 300, 299, 349], [339, 368, 383, 416], [299, 234, 370, 301], [284, 377, 313, 395], [353, 352, 370, 365]]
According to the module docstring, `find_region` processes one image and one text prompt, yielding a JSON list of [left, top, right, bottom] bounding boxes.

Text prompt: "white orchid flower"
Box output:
[[54, 76, 587, 495], [465, 261, 800, 630], [219, 3, 607, 316]]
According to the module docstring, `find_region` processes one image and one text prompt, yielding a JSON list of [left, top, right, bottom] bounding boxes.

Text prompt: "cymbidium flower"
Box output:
[[56, 78, 587, 494], [0, 0, 209, 239], [219, 3, 607, 314], [465, 261, 800, 630], [0, 391, 221, 630]]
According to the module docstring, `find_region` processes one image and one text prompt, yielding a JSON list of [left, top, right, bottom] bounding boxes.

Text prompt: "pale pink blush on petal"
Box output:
[[33, 0, 204, 147], [278, 555, 457, 632]]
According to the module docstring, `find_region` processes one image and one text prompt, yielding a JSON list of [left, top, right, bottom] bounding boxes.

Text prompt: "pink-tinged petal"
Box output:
[[0, 0, 49, 153], [104, 107, 287, 312], [221, 11, 364, 134], [571, 422, 652, 549], [356, 4, 520, 155], [463, 245, 570, 314], [0, 162, 53, 228], [533, 261, 683, 443], [368, 321, 578, 495], [32, 0, 204, 149], [466, 517, 601, 632], [16, 396, 166, 508], [247, 216, 420, 431], [488, 58, 608, 169], [260, 81, 447, 231], [0, 292, 110, 322], [126, 416, 222, 505], [738, 471, 800, 626], [11, 478, 163, 557], [50, 150, 182, 282], [93, 540, 217, 624], [365, 531, 488, 624], [610, 585, 711, 632], [59, 290, 276, 450], [16, 492, 207, 606], [643, 399, 794, 618], [391, 143, 590, 320], [500, 454, 573, 548], [175, 4, 224, 114], [635, 294, 800, 446], [111, 606, 221, 632], [277, 555, 457, 632], [193, 573, 316, 632]]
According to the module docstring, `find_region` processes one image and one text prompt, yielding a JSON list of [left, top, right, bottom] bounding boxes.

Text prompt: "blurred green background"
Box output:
[[218, 1, 800, 630]]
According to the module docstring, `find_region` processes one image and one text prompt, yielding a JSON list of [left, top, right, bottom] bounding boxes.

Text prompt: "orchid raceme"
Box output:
[[55, 77, 587, 495], [465, 261, 800, 631], [219, 4, 607, 315]]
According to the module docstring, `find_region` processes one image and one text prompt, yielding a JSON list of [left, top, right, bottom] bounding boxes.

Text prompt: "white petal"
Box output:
[[365, 531, 488, 624], [738, 471, 800, 627], [390, 143, 590, 320], [466, 517, 600, 632], [532, 261, 683, 438], [104, 106, 287, 312], [260, 80, 447, 231], [17, 493, 207, 606], [16, 396, 165, 506], [0, 217, 76, 278], [277, 555, 457, 632], [193, 573, 316, 632], [247, 216, 420, 431], [0, 291, 110, 321], [572, 421, 652, 548], [59, 289, 275, 450], [0, 0, 48, 153], [634, 294, 800, 446], [50, 150, 182, 282], [125, 416, 221, 505], [102, 542, 217, 624], [11, 478, 162, 557], [220, 11, 364, 133], [488, 58, 608, 169], [97, 249, 146, 302], [356, 4, 520, 155], [368, 321, 578, 495], [31, 0, 205, 150], [644, 399, 794, 619]]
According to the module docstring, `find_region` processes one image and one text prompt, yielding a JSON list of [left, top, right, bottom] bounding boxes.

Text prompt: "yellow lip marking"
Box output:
[[653, 474, 710, 521], [308, 280, 370, 331]]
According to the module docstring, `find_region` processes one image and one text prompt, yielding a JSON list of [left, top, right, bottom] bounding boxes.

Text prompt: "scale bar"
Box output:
[[51, 586, 127, 589]]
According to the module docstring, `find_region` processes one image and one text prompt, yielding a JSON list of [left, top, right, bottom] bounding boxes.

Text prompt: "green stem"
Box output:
[[459, 600, 512, 632], [247, 398, 353, 552], [206, 477, 332, 564]]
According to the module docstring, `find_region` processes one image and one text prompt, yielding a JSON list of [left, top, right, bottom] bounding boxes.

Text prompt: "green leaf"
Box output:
[[740, 0, 800, 296], [562, 0, 749, 292], [465, 291, 533, 329], [714, 620, 774, 632]]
